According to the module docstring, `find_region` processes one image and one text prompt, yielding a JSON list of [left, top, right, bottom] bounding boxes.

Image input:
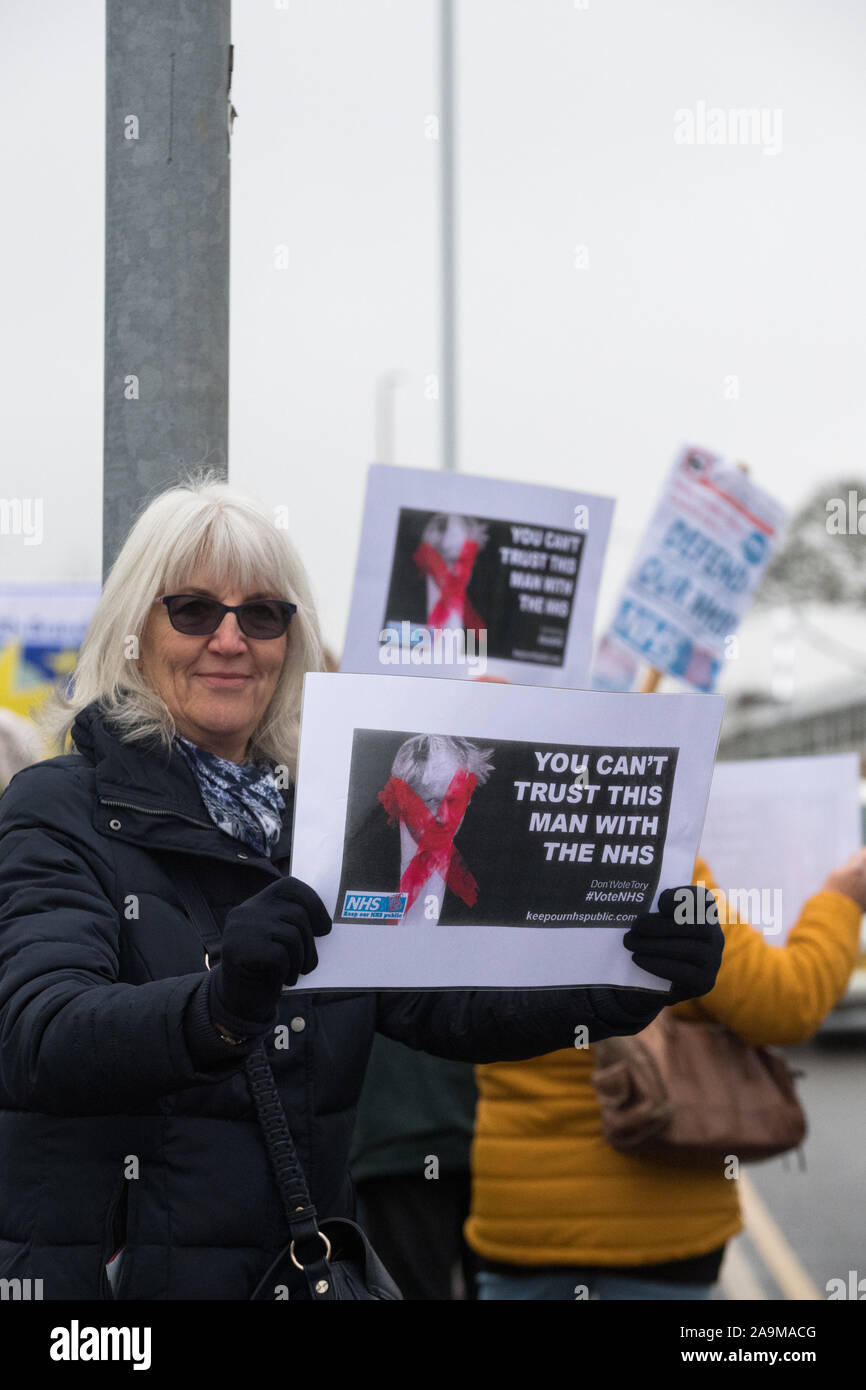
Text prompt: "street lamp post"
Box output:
[[440, 0, 457, 473], [103, 0, 232, 580]]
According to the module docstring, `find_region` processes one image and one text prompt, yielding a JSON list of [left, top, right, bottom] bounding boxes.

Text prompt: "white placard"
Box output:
[[340, 464, 614, 687], [699, 753, 862, 943], [290, 673, 724, 989], [608, 445, 786, 691]]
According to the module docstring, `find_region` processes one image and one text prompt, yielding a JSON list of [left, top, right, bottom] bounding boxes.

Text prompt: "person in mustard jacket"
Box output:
[[466, 848, 866, 1300]]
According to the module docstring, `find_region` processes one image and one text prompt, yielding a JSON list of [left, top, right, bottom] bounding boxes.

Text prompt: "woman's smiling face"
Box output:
[[138, 567, 288, 763]]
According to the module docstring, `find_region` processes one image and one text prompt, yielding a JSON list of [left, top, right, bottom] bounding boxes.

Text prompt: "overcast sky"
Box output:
[[2, 0, 865, 675]]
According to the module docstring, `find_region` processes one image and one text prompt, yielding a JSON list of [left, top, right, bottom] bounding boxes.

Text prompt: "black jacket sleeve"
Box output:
[[375, 981, 667, 1063], [0, 767, 241, 1116]]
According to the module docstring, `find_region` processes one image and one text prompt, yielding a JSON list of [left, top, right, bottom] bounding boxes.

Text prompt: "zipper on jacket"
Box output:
[[99, 797, 213, 831]]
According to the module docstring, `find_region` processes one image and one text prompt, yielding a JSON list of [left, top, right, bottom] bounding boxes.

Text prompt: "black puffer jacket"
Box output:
[[0, 700, 665, 1300]]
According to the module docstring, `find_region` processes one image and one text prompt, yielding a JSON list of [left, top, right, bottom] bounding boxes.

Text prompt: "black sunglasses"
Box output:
[[157, 594, 297, 639]]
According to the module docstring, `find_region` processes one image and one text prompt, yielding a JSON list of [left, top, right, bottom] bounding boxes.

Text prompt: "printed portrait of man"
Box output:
[[384, 512, 490, 641], [413, 514, 489, 636], [337, 733, 495, 925]]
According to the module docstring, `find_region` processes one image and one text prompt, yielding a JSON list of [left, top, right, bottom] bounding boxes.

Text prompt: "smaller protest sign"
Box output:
[[0, 582, 100, 716], [341, 465, 614, 686], [699, 753, 862, 942], [290, 673, 724, 989], [608, 446, 786, 691], [590, 633, 640, 692]]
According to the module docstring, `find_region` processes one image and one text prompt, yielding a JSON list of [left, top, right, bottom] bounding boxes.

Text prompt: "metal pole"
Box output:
[[103, 0, 232, 581], [440, 0, 457, 472]]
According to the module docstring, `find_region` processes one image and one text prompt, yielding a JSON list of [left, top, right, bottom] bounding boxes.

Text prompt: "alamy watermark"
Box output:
[[0, 1277, 43, 1299], [49, 1321, 151, 1370], [826, 490, 866, 535], [0, 497, 43, 545], [826, 1270, 866, 1299], [378, 622, 487, 676], [674, 102, 783, 157], [674, 881, 783, 936]]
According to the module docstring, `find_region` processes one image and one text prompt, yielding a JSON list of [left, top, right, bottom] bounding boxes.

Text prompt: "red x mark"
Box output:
[[413, 538, 485, 634], [378, 769, 479, 912]]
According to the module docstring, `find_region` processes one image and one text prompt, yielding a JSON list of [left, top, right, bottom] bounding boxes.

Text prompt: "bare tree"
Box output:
[[755, 476, 866, 607]]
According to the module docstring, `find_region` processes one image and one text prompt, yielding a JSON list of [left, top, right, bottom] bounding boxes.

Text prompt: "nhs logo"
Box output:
[[342, 892, 407, 920]]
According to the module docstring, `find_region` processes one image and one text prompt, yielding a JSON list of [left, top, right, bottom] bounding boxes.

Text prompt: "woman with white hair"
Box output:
[[0, 476, 723, 1300]]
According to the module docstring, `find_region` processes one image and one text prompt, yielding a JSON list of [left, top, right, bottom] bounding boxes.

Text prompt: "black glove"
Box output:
[[206, 875, 332, 1036], [622, 885, 724, 1003]]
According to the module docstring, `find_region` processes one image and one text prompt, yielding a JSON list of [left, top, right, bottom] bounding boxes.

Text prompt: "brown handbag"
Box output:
[[590, 1009, 807, 1164]]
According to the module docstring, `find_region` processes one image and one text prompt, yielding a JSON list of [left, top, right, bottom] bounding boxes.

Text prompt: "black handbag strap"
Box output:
[[166, 857, 337, 1297]]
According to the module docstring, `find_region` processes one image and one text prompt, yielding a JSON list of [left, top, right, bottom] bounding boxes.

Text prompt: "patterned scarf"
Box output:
[[173, 733, 286, 857]]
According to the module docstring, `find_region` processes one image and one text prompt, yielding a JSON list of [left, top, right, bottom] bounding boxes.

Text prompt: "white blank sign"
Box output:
[[699, 753, 862, 942]]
